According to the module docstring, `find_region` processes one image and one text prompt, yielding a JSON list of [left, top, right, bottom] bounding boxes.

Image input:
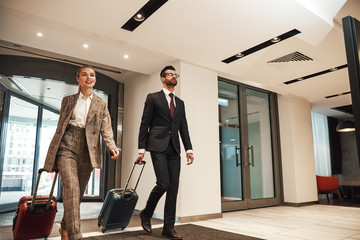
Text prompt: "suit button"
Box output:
[[169, 131, 171, 134]]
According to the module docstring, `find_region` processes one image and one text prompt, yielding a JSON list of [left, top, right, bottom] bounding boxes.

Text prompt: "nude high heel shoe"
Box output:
[[59, 226, 69, 240]]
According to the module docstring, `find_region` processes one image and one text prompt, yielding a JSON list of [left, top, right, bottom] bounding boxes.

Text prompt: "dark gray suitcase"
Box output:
[[98, 161, 146, 233]]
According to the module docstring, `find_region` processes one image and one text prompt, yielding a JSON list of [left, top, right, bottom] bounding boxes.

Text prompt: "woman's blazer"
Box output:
[[43, 93, 117, 171]]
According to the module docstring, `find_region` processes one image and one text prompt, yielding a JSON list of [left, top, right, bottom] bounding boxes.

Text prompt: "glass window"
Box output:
[[0, 96, 38, 204], [0, 73, 113, 209], [36, 109, 60, 196], [85, 169, 101, 197]]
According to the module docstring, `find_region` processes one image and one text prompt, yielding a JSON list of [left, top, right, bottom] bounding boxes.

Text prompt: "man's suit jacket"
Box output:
[[43, 93, 117, 172], [138, 91, 192, 154]]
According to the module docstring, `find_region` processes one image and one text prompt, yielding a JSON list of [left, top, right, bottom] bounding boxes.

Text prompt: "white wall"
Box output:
[[121, 61, 221, 220], [176, 62, 221, 218], [278, 94, 318, 204], [122, 61, 318, 219]]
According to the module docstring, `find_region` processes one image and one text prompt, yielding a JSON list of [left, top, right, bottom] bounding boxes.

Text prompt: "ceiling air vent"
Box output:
[[268, 51, 313, 63]]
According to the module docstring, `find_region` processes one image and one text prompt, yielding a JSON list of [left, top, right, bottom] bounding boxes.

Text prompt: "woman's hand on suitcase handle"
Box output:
[[136, 153, 145, 164], [110, 148, 120, 160]]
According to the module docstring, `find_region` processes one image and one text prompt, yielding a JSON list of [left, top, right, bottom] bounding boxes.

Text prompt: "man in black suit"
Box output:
[[137, 65, 194, 240]]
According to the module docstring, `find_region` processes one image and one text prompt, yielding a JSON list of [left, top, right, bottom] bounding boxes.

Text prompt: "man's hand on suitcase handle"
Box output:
[[136, 153, 145, 165], [187, 153, 194, 165]]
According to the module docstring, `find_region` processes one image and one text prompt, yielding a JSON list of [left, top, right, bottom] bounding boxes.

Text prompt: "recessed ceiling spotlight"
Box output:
[[297, 77, 304, 81], [83, 43, 89, 48], [121, 0, 168, 31], [134, 12, 145, 22], [330, 67, 338, 71], [271, 37, 281, 43], [124, 54, 129, 59], [36, 32, 43, 37], [235, 53, 244, 58]]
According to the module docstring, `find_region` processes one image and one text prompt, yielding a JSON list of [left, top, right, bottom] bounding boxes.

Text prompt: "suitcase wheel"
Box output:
[[121, 227, 125, 230], [102, 227, 107, 233]]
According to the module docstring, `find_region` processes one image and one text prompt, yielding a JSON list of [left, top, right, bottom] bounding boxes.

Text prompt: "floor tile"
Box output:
[[2, 203, 360, 240]]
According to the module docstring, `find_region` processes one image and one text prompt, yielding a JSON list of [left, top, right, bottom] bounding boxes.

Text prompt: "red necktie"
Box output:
[[169, 93, 175, 118]]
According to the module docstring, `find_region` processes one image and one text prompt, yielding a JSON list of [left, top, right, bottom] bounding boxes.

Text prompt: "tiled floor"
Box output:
[[2, 203, 360, 240], [194, 205, 360, 240]]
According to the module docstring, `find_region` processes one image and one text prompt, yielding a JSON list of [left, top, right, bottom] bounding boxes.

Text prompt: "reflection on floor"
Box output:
[[318, 195, 360, 208], [1, 201, 360, 240]]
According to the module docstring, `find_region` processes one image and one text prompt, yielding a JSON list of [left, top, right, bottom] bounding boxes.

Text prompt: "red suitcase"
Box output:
[[12, 168, 59, 240]]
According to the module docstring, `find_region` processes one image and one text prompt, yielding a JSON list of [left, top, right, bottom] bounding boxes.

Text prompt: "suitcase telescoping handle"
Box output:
[[122, 160, 146, 198], [30, 168, 59, 212]]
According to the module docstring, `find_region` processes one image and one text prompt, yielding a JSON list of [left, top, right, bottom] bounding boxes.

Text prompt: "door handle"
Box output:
[[245, 145, 254, 167], [235, 146, 241, 167], [249, 145, 254, 167]]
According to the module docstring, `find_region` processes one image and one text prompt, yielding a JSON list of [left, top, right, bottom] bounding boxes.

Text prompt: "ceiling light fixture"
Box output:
[[121, 0, 168, 32], [330, 67, 338, 72], [134, 12, 145, 21], [336, 119, 355, 132], [222, 29, 300, 64], [36, 32, 43, 37], [284, 64, 348, 85], [271, 37, 281, 43], [325, 91, 351, 99], [124, 54, 129, 59], [83, 43, 89, 48], [235, 53, 244, 58]]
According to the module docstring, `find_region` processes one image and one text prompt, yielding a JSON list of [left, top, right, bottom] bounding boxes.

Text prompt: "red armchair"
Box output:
[[316, 175, 343, 202]]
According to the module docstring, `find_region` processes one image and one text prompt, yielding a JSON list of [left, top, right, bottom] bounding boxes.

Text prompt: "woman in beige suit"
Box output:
[[43, 66, 119, 240]]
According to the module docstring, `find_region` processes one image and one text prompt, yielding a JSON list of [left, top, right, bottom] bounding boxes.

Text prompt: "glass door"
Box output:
[[219, 79, 281, 211], [219, 82, 242, 203]]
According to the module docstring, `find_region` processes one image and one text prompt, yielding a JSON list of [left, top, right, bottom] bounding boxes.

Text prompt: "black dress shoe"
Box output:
[[140, 210, 152, 233], [162, 228, 182, 240]]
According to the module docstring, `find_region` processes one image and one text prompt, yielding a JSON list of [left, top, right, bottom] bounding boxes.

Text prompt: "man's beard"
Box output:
[[165, 79, 177, 86]]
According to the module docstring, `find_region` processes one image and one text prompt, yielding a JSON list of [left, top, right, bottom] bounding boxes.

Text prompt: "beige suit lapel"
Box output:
[[86, 94, 99, 126], [68, 94, 79, 113], [63, 93, 79, 124]]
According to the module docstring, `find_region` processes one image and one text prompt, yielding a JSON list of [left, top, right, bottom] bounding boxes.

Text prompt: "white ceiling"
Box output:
[[0, 0, 359, 118]]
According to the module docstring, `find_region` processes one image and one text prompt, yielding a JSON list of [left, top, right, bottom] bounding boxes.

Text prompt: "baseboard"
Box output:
[[179, 213, 223, 223], [283, 201, 318, 207]]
